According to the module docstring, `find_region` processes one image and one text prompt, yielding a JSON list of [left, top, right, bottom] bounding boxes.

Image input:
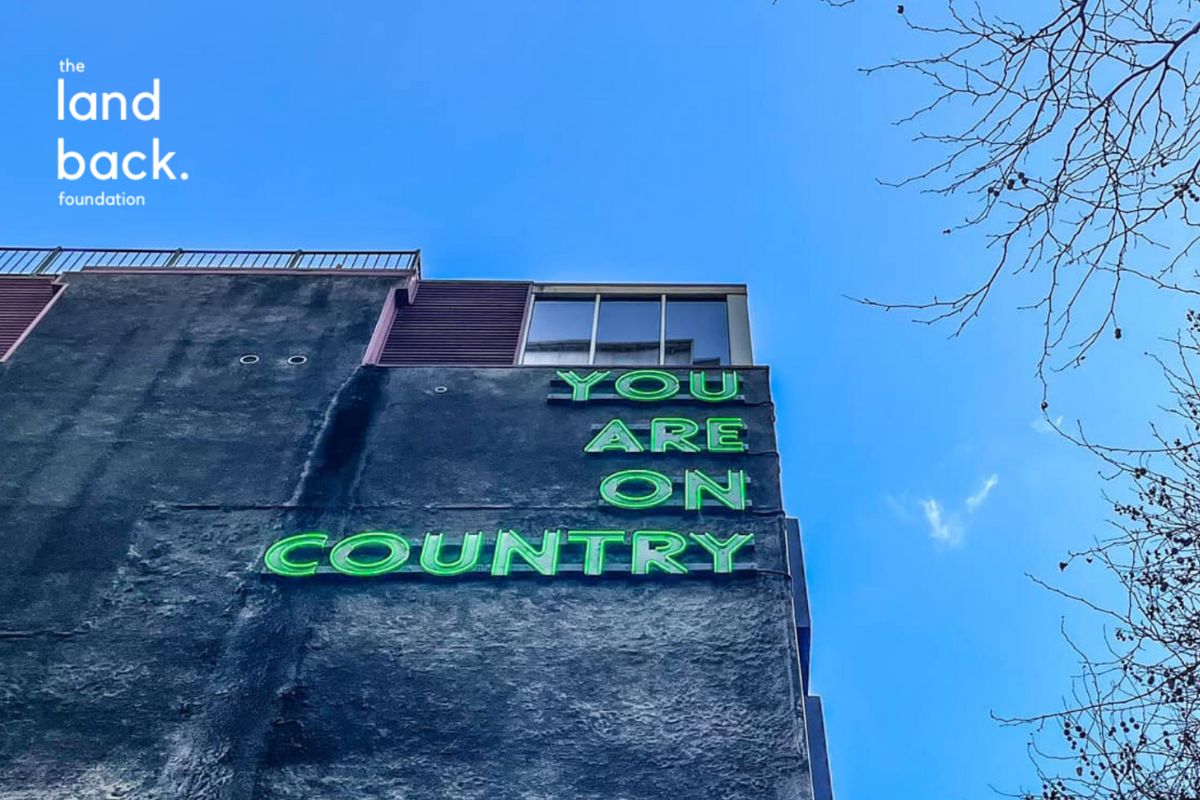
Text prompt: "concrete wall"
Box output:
[[0, 272, 814, 800]]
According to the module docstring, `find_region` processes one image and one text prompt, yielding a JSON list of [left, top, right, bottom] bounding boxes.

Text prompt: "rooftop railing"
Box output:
[[0, 247, 421, 277]]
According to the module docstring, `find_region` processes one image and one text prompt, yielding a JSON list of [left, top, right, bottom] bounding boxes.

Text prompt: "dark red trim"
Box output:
[[0, 277, 65, 362], [362, 287, 400, 366], [75, 267, 416, 277]]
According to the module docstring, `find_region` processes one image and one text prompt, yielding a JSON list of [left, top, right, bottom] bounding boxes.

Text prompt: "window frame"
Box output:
[[520, 287, 751, 366]]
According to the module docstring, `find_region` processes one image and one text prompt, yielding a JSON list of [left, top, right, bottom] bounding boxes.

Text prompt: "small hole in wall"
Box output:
[[287, 355, 308, 365], [239, 354, 260, 365]]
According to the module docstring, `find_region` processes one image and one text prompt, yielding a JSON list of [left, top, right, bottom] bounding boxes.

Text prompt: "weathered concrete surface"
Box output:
[[0, 273, 812, 799]]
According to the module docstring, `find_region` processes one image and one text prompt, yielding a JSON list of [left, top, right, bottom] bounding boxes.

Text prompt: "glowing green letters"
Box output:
[[631, 531, 689, 575], [688, 532, 754, 572], [567, 371, 750, 513], [613, 370, 680, 402], [584, 419, 645, 454], [262, 529, 755, 578], [263, 368, 760, 586], [685, 469, 747, 511], [330, 531, 410, 577], [598, 469, 675, 509], [419, 532, 485, 576], [263, 532, 327, 577], [597, 468, 747, 511], [583, 416, 746, 455], [557, 369, 740, 403], [557, 370, 611, 401], [651, 417, 702, 453], [491, 529, 562, 576], [706, 418, 747, 452], [689, 370, 739, 402], [566, 530, 626, 575]]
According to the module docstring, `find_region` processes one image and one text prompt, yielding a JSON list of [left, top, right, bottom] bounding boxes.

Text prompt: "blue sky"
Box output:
[[1, 2, 1181, 797]]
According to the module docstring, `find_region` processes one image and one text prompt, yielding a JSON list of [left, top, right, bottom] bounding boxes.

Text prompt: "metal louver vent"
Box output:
[[378, 281, 531, 366], [0, 277, 60, 361]]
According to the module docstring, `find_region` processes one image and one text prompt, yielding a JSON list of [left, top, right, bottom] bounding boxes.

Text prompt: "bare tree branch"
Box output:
[[856, 1, 1200, 400], [1002, 316, 1200, 799]]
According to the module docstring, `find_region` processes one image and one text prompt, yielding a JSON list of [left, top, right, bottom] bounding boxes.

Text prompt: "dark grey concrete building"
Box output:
[[0, 247, 833, 800]]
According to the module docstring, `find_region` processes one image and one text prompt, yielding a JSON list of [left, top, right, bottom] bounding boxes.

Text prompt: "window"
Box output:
[[665, 299, 729, 366], [520, 292, 740, 366], [522, 298, 595, 365], [594, 299, 661, 365]]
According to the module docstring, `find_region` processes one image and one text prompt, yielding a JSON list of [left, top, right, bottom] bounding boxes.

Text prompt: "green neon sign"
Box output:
[[262, 529, 755, 578], [582, 416, 747, 454], [613, 370, 680, 402], [598, 469, 675, 509], [263, 531, 327, 577], [631, 531, 689, 575], [419, 532, 485, 575], [492, 529, 562, 576], [690, 532, 755, 572], [584, 419, 646, 453], [689, 370, 739, 402], [555, 369, 741, 403], [266, 368, 763, 588], [597, 468, 747, 511], [685, 469, 747, 511], [556, 369, 611, 401], [706, 417, 748, 452], [650, 417, 702, 453], [329, 531, 410, 577], [566, 530, 625, 576]]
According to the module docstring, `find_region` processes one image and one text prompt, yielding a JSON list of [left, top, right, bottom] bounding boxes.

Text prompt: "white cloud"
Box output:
[[919, 497, 963, 546], [965, 474, 999, 512], [898, 472, 999, 548]]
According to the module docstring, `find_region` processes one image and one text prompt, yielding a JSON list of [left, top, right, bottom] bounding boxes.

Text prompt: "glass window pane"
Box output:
[[665, 299, 729, 366], [522, 298, 594, 365], [594, 299, 661, 365]]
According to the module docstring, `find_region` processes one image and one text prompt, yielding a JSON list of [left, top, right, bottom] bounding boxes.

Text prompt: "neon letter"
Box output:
[[706, 417, 747, 452], [689, 532, 754, 573], [650, 417, 702, 453], [684, 469, 747, 511], [613, 370, 680, 402], [567, 530, 626, 575], [690, 371, 739, 402], [599, 469, 673, 509], [557, 370, 610, 402], [420, 532, 485, 576], [263, 532, 328, 577], [491, 529, 562, 576], [631, 531, 689, 575], [329, 531, 410, 577], [584, 419, 645, 454]]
